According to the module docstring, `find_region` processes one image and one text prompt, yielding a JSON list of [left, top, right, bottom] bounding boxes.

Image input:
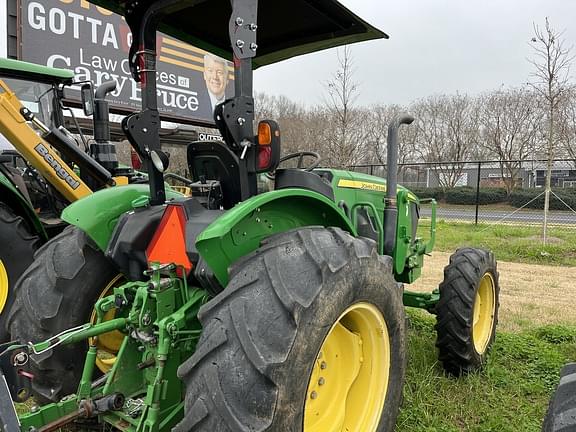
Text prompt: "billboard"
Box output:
[[19, 0, 234, 125]]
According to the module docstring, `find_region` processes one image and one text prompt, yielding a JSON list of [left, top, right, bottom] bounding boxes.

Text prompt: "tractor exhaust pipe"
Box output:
[[383, 113, 414, 256], [93, 80, 116, 144], [91, 81, 118, 174]]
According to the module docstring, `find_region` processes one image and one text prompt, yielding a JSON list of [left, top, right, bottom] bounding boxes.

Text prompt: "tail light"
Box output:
[[258, 146, 272, 171], [255, 120, 281, 173], [131, 147, 142, 170]]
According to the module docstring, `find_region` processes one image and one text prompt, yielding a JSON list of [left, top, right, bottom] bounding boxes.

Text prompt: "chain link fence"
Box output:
[[348, 159, 576, 230]]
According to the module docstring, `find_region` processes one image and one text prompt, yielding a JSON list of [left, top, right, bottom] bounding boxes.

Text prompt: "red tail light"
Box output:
[[146, 205, 192, 274], [258, 146, 272, 171], [131, 148, 142, 170]]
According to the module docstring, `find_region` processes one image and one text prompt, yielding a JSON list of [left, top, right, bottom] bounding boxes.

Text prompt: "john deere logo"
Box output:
[[34, 143, 80, 189]]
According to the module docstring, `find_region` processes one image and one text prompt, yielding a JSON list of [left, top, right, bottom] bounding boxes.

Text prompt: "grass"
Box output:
[[401, 220, 576, 429], [436, 202, 574, 213], [397, 310, 576, 432], [420, 220, 576, 266]]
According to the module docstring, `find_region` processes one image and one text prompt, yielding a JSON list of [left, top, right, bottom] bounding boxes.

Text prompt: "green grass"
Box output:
[[421, 220, 576, 266], [397, 310, 576, 431]]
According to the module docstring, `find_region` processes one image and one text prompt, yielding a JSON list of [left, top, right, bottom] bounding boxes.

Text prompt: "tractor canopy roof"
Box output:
[[86, 0, 388, 68], [0, 58, 74, 85]]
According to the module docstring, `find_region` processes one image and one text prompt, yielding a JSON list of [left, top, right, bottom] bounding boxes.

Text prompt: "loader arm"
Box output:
[[0, 79, 93, 202]]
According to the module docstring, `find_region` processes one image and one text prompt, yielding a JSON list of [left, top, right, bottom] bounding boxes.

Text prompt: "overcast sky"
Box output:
[[254, 0, 576, 107]]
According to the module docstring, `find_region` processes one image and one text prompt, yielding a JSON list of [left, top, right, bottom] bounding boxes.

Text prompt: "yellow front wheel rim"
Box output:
[[304, 302, 390, 432], [0, 260, 8, 315], [472, 273, 496, 354], [90, 274, 125, 373]]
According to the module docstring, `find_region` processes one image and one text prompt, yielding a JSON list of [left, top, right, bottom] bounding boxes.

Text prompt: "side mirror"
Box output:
[[255, 120, 281, 173], [80, 83, 95, 117]]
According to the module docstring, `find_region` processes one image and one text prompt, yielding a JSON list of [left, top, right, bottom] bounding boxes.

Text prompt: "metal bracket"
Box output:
[[122, 110, 161, 158], [230, 0, 259, 60], [214, 96, 255, 150]]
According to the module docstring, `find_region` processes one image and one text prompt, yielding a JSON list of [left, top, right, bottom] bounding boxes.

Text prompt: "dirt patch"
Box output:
[[410, 251, 576, 332]]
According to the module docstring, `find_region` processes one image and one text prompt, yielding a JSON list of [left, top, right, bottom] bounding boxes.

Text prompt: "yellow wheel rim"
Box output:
[[304, 302, 390, 432], [89, 274, 125, 373], [0, 260, 8, 315], [472, 273, 496, 354]]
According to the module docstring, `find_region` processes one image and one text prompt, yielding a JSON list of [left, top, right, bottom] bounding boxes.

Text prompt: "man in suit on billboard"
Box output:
[[204, 54, 229, 113], [195, 53, 233, 123]]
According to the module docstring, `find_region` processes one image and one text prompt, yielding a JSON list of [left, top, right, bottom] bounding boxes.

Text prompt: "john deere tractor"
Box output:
[[0, 0, 500, 431]]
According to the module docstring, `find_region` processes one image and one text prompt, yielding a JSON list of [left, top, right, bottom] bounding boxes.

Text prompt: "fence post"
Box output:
[[474, 161, 481, 225], [370, 165, 374, 176]]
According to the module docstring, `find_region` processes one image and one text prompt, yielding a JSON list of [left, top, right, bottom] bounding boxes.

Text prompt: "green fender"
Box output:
[[61, 184, 184, 251], [0, 169, 47, 239], [196, 188, 356, 286]]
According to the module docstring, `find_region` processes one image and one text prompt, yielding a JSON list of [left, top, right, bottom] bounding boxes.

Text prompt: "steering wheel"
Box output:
[[277, 151, 322, 171]]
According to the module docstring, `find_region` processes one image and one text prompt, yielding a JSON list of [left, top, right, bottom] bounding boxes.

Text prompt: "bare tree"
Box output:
[[412, 93, 478, 190], [558, 85, 576, 164], [254, 91, 308, 156], [364, 104, 419, 180], [321, 46, 368, 167], [528, 17, 574, 244], [478, 86, 543, 193], [254, 91, 277, 122]]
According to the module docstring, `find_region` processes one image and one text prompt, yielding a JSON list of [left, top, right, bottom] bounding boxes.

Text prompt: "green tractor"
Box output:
[[0, 58, 129, 337], [0, 0, 500, 430], [0, 60, 74, 335], [0, 58, 187, 340]]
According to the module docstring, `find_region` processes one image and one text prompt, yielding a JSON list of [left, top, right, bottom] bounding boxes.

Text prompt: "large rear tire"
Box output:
[[175, 227, 406, 432], [0, 203, 42, 341], [7, 226, 121, 403], [542, 363, 576, 432], [435, 247, 499, 376]]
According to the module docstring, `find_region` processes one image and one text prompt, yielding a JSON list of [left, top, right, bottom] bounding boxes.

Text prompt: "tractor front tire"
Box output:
[[7, 226, 119, 403], [435, 247, 499, 376], [176, 227, 406, 432], [0, 203, 42, 341]]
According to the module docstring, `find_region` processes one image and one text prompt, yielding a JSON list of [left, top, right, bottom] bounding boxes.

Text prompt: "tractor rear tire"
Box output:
[[0, 203, 42, 341], [542, 363, 576, 432], [7, 226, 118, 403], [435, 247, 499, 376], [175, 227, 406, 432]]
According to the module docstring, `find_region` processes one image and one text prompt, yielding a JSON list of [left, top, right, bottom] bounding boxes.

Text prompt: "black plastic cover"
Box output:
[[106, 198, 223, 287], [274, 168, 335, 201], [106, 205, 166, 281]]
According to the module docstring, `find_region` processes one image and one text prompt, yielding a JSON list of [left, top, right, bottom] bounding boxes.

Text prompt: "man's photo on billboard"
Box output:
[[202, 54, 233, 115]]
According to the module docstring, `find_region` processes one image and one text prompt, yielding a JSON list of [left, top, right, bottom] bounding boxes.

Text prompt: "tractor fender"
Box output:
[[61, 184, 184, 251], [0, 169, 46, 239], [196, 188, 356, 286]]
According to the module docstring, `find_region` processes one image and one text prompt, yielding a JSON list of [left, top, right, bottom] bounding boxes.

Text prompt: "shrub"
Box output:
[[445, 187, 507, 205], [410, 187, 445, 201], [509, 188, 576, 210]]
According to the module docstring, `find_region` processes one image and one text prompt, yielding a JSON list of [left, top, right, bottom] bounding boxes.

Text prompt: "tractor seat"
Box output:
[[187, 141, 241, 209], [274, 169, 335, 201]]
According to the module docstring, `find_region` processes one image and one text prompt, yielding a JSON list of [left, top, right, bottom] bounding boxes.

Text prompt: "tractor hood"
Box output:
[[86, 0, 388, 68], [0, 58, 74, 85]]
